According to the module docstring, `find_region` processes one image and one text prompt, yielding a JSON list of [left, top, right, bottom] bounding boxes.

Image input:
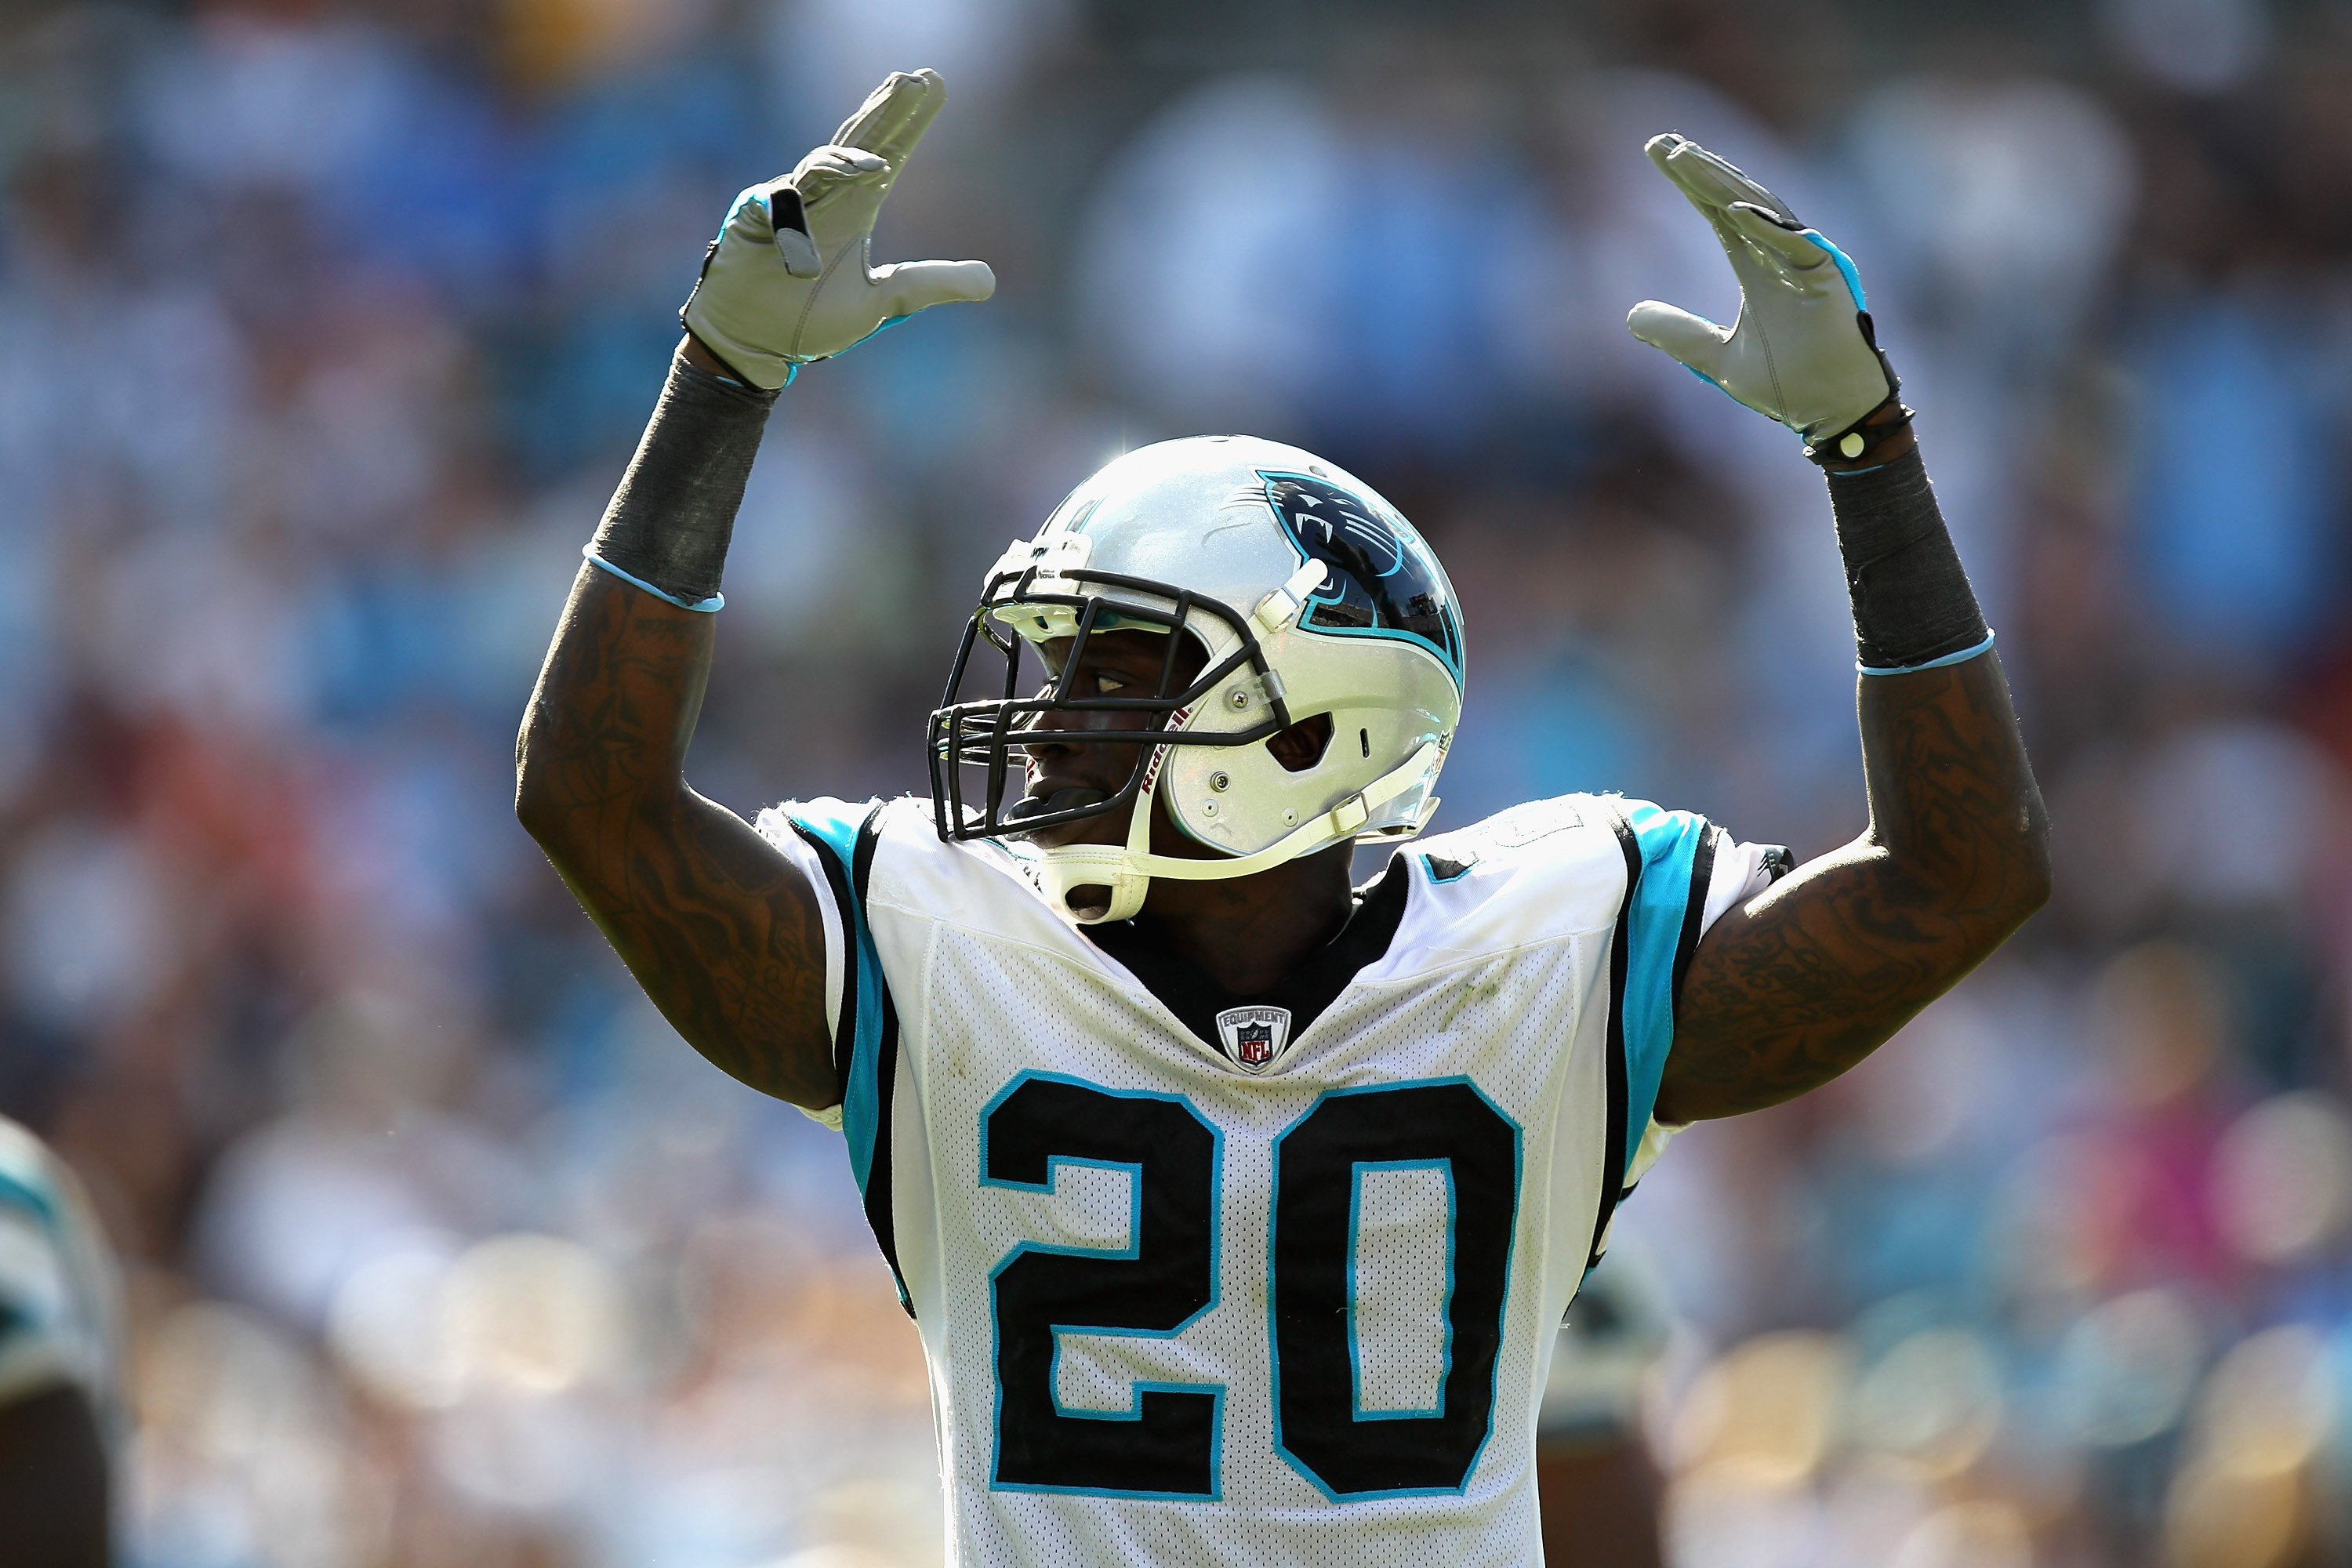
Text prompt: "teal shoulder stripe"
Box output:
[[0, 1167, 57, 1230], [780, 797, 890, 1197], [1616, 800, 1712, 1167]]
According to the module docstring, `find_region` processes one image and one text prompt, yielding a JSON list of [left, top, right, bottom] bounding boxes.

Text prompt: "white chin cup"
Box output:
[[1033, 842, 1153, 924], [1033, 741, 1442, 924]]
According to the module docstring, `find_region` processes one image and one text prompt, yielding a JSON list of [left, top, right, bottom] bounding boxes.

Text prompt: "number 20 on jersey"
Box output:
[[981, 1073, 1522, 1501]]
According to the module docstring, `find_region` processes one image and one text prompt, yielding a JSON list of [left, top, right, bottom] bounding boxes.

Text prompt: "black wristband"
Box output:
[[1805, 401, 1914, 466], [1827, 445, 1991, 672], [1802, 310, 1909, 466], [586, 347, 780, 608]]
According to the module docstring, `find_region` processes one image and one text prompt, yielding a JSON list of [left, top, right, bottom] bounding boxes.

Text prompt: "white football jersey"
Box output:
[[759, 793, 1780, 1568]]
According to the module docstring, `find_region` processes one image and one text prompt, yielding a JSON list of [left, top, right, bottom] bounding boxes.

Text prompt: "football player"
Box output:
[[516, 71, 2048, 1566], [0, 1116, 120, 1566]]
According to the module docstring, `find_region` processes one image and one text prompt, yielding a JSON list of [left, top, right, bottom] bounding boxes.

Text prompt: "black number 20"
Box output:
[[982, 1073, 1520, 1501]]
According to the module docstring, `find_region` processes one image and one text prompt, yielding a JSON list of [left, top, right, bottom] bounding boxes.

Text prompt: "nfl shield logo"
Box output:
[[1214, 1005, 1293, 1075]]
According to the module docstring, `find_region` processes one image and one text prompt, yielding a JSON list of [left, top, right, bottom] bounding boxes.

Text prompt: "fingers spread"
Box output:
[[1626, 299, 1733, 381], [873, 257, 997, 315], [834, 67, 948, 166]]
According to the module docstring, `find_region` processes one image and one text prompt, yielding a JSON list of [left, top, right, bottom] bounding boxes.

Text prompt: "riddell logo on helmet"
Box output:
[[1214, 1005, 1293, 1073], [1137, 707, 1191, 797]]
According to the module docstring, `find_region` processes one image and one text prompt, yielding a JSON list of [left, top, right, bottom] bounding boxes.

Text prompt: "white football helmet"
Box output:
[[929, 435, 1465, 923]]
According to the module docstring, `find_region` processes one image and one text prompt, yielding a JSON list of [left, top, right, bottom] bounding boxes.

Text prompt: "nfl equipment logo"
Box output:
[[1214, 1005, 1293, 1074]]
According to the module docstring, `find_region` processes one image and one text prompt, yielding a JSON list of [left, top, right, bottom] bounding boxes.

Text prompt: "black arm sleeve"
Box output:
[[586, 346, 781, 606], [1826, 445, 1990, 671]]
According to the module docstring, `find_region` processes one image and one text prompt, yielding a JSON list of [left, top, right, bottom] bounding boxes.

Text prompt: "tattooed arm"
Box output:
[[515, 526, 835, 1112], [1655, 645, 2050, 1123], [1616, 132, 2051, 1122], [514, 70, 998, 1110]]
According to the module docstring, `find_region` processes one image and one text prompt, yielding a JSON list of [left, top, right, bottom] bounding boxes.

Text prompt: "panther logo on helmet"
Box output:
[[1258, 473, 1463, 681]]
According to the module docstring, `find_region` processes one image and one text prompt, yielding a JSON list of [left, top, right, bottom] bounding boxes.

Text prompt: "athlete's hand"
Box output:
[[681, 67, 996, 390], [1627, 134, 1896, 453]]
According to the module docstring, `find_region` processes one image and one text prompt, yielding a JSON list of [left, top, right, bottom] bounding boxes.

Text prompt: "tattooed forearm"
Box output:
[[517, 564, 837, 1108], [1656, 652, 2050, 1122]]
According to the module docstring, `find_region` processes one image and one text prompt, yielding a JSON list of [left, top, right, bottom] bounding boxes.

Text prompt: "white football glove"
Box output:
[[681, 67, 996, 390], [1627, 134, 1897, 454]]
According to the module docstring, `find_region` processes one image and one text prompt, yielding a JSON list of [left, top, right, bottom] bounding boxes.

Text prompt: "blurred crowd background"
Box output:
[[2, 0, 2350, 1563]]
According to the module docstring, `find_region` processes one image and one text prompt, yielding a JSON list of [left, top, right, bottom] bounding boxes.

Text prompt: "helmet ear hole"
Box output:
[[1267, 713, 1334, 774]]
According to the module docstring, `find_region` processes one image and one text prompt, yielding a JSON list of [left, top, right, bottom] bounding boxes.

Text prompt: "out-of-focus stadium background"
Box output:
[[2, 0, 2349, 1563]]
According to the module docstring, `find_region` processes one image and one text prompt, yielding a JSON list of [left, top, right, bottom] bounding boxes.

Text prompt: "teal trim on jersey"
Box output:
[[1346, 1157, 1454, 1421], [991, 1150, 1167, 1423], [980, 1152, 1148, 1268], [984, 1389, 1228, 1504], [0, 1166, 61, 1351], [0, 1167, 59, 1229], [782, 797, 890, 1198], [1268, 1076, 1523, 1504], [1616, 801, 1711, 1172], [979, 1070, 1227, 1502]]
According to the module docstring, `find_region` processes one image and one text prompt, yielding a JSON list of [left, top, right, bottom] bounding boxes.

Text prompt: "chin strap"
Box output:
[[1035, 742, 1443, 924]]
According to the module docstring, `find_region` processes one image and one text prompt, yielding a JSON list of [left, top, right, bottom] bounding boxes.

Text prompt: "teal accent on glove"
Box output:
[[1802, 229, 1867, 310], [1625, 133, 1893, 443]]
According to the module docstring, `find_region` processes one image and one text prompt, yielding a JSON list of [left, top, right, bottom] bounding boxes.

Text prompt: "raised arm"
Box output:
[[515, 70, 993, 1109], [1621, 135, 2051, 1123], [519, 539, 838, 1106]]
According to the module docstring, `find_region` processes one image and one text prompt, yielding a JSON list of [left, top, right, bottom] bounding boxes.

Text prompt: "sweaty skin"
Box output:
[[515, 347, 2049, 1118]]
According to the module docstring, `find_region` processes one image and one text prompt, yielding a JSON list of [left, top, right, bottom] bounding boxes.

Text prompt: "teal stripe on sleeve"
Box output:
[[0, 1167, 58, 1229], [0, 1166, 60, 1347], [1616, 801, 1713, 1169], [782, 797, 890, 1197]]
